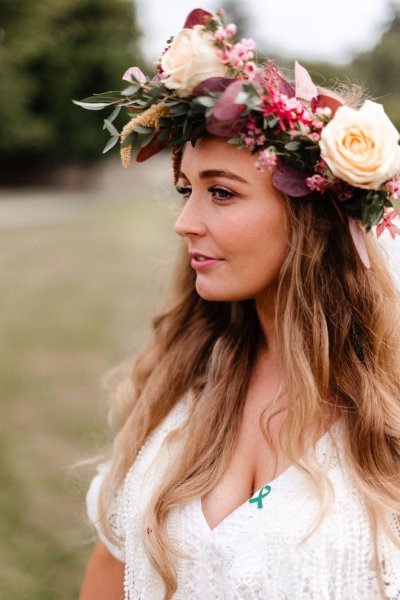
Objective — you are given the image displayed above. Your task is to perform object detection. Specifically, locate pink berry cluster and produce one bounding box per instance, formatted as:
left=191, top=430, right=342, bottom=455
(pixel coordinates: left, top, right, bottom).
left=213, top=23, right=257, bottom=78
left=240, top=114, right=267, bottom=149
left=306, top=161, right=353, bottom=202
left=385, top=175, right=400, bottom=200
left=255, top=148, right=279, bottom=172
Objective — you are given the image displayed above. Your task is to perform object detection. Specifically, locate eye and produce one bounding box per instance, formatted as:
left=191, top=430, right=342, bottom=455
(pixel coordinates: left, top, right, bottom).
left=176, top=185, right=192, bottom=200
left=208, top=185, right=235, bottom=202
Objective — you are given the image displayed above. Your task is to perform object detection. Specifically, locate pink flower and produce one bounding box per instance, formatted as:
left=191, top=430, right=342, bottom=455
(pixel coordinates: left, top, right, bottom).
left=261, top=87, right=312, bottom=131
left=240, top=115, right=268, bottom=149
left=311, top=119, right=324, bottom=130
left=244, top=60, right=257, bottom=80
left=255, top=148, right=279, bottom=171
left=309, top=132, right=321, bottom=142
left=305, top=174, right=329, bottom=193
left=215, top=28, right=228, bottom=42
left=226, top=23, right=237, bottom=37
left=315, top=158, right=329, bottom=175
left=216, top=45, right=233, bottom=64
left=385, top=175, right=400, bottom=196
left=376, top=208, right=400, bottom=239
left=239, top=38, right=256, bottom=51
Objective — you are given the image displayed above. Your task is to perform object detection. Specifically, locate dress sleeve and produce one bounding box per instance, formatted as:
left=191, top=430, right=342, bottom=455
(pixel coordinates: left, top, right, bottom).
left=86, top=462, right=126, bottom=562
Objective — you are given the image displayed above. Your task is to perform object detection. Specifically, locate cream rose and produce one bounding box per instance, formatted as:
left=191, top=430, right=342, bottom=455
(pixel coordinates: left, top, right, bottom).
left=161, top=25, right=229, bottom=97
left=319, top=100, right=400, bottom=189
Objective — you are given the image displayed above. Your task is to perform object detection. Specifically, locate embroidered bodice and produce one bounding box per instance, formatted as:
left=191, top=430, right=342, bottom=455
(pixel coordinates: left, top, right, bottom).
left=86, top=399, right=400, bottom=599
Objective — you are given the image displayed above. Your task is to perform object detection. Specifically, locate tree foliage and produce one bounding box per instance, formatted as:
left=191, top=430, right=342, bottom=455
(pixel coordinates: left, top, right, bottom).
left=0, top=0, right=144, bottom=169
left=351, top=5, right=400, bottom=128
left=299, top=5, right=400, bottom=130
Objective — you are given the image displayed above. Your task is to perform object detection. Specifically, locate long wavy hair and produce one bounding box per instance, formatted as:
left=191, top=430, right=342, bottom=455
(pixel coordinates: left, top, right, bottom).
left=96, top=99, right=400, bottom=596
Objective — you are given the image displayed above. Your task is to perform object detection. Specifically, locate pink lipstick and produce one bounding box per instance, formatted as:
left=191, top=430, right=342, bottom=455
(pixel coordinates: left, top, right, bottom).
left=190, top=253, right=222, bottom=270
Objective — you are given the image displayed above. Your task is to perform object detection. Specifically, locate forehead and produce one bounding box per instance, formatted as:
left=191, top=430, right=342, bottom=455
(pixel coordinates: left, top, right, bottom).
left=181, top=137, right=259, bottom=179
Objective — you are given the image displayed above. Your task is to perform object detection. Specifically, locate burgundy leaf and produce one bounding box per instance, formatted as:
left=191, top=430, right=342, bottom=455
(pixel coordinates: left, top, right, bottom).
left=205, top=115, right=242, bottom=138
left=183, top=9, right=213, bottom=28
left=213, top=80, right=247, bottom=121
left=192, top=77, right=233, bottom=96
left=311, top=94, right=343, bottom=116
left=136, top=132, right=166, bottom=162
left=276, top=73, right=295, bottom=98
left=259, top=61, right=295, bottom=98
left=272, top=166, right=312, bottom=198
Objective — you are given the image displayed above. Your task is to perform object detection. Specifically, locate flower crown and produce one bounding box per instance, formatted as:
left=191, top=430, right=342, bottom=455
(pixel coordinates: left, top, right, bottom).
left=74, top=8, right=400, bottom=268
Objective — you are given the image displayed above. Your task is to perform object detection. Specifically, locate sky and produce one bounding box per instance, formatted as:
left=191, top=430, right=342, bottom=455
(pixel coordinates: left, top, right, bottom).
left=136, top=0, right=398, bottom=65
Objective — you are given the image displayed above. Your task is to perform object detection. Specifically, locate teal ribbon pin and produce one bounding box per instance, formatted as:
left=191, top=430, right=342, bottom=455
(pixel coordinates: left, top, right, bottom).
left=248, top=484, right=271, bottom=509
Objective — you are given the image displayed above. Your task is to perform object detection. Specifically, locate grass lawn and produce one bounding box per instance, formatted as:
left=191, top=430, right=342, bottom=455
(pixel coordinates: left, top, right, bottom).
left=0, top=193, right=178, bottom=599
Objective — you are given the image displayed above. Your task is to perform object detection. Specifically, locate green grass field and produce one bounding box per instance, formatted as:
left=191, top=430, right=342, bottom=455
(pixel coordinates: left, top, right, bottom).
left=0, top=194, right=178, bottom=599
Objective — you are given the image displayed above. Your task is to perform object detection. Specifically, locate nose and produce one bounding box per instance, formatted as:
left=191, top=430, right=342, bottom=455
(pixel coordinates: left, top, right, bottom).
left=174, top=194, right=207, bottom=238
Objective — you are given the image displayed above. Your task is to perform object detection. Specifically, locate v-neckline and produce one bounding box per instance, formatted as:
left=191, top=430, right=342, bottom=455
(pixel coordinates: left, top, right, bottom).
left=196, top=426, right=335, bottom=534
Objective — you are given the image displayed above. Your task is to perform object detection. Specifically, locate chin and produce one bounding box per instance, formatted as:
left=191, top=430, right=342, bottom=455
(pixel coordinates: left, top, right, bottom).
left=195, top=281, right=252, bottom=303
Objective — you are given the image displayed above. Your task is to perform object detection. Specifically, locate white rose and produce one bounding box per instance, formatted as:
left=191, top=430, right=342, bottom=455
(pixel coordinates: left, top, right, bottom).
left=319, top=100, right=400, bottom=189
left=161, top=25, right=229, bottom=97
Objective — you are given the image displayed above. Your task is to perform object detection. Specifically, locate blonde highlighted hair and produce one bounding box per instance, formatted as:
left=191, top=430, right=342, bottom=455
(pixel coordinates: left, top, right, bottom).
left=96, top=86, right=400, bottom=599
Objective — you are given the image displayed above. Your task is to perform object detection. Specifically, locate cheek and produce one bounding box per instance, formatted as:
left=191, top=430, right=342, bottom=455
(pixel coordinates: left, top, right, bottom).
left=245, top=228, right=288, bottom=286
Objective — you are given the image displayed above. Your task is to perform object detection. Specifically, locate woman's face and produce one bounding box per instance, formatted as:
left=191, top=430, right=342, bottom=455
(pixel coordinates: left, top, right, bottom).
left=174, top=137, right=289, bottom=303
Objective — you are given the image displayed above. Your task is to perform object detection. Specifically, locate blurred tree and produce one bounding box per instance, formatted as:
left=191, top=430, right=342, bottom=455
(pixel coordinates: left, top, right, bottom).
left=299, top=3, right=400, bottom=128
left=216, top=0, right=251, bottom=39
left=351, top=3, right=400, bottom=127
left=0, top=0, right=144, bottom=176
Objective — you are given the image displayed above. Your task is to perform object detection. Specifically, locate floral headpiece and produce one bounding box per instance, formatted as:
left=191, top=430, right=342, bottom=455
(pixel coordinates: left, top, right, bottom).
left=74, top=8, right=400, bottom=268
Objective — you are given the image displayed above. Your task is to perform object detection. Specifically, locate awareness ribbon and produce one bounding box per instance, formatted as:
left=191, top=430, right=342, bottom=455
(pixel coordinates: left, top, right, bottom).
left=248, top=484, right=271, bottom=509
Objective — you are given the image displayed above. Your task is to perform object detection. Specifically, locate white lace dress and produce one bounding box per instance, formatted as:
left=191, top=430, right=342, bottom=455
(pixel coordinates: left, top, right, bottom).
left=86, top=399, right=400, bottom=599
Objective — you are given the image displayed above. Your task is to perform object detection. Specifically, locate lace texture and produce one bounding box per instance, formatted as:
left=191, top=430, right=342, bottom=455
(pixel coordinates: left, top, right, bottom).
left=86, top=400, right=400, bottom=599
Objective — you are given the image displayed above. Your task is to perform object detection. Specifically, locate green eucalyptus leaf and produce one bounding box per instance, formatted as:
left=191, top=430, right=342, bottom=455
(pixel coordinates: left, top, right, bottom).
left=235, top=92, right=249, bottom=104
left=107, top=105, right=122, bottom=123
left=267, top=117, right=279, bottom=128
left=131, top=133, right=146, bottom=153
left=182, top=116, right=192, bottom=138
left=195, top=96, right=215, bottom=108
left=140, top=132, right=156, bottom=148
left=72, top=99, right=112, bottom=110
left=132, top=124, right=154, bottom=134
left=148, top=86, right=165, bottom=99
left=384, top=197, right=394, bottom=207
left=121, top=84, right=140, bottom=96
left=157, top=129, right=170, bottom=144
left=284, top=141, right=301, bottom=151
left=169, top=103, right=189, bottom=116
left=157, top=117, right=173, bottom=127
left=103, top=119, right=119, bottom=136
left=121, top=133, right=135, bottom=148
left=242, top=83, right=258, bottom=95
left=102, top=136, right=119, bottom=153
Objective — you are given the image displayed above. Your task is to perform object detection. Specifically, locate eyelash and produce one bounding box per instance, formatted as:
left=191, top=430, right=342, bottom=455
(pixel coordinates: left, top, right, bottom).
left=176, top=185, right=235, bottom=202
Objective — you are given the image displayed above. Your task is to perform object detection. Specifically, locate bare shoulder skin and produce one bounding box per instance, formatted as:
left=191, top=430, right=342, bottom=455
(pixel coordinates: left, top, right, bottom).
left=79, top=541, right=124, bottom=600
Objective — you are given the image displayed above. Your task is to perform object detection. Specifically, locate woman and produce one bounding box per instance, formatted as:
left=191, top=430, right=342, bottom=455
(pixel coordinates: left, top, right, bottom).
left=77, top=8, right=400, bottom=600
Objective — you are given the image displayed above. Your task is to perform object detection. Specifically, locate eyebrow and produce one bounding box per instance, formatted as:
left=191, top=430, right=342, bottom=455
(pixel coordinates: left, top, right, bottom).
left=178, top=169, right=249, bottom=185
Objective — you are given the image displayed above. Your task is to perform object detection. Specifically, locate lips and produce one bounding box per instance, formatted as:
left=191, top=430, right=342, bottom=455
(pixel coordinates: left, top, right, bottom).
left=189, top=251, right=223, bottom=270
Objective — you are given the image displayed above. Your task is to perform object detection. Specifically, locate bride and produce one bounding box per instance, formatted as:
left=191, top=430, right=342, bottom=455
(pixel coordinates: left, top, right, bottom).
left=77, top=8, right=400, bottom=599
